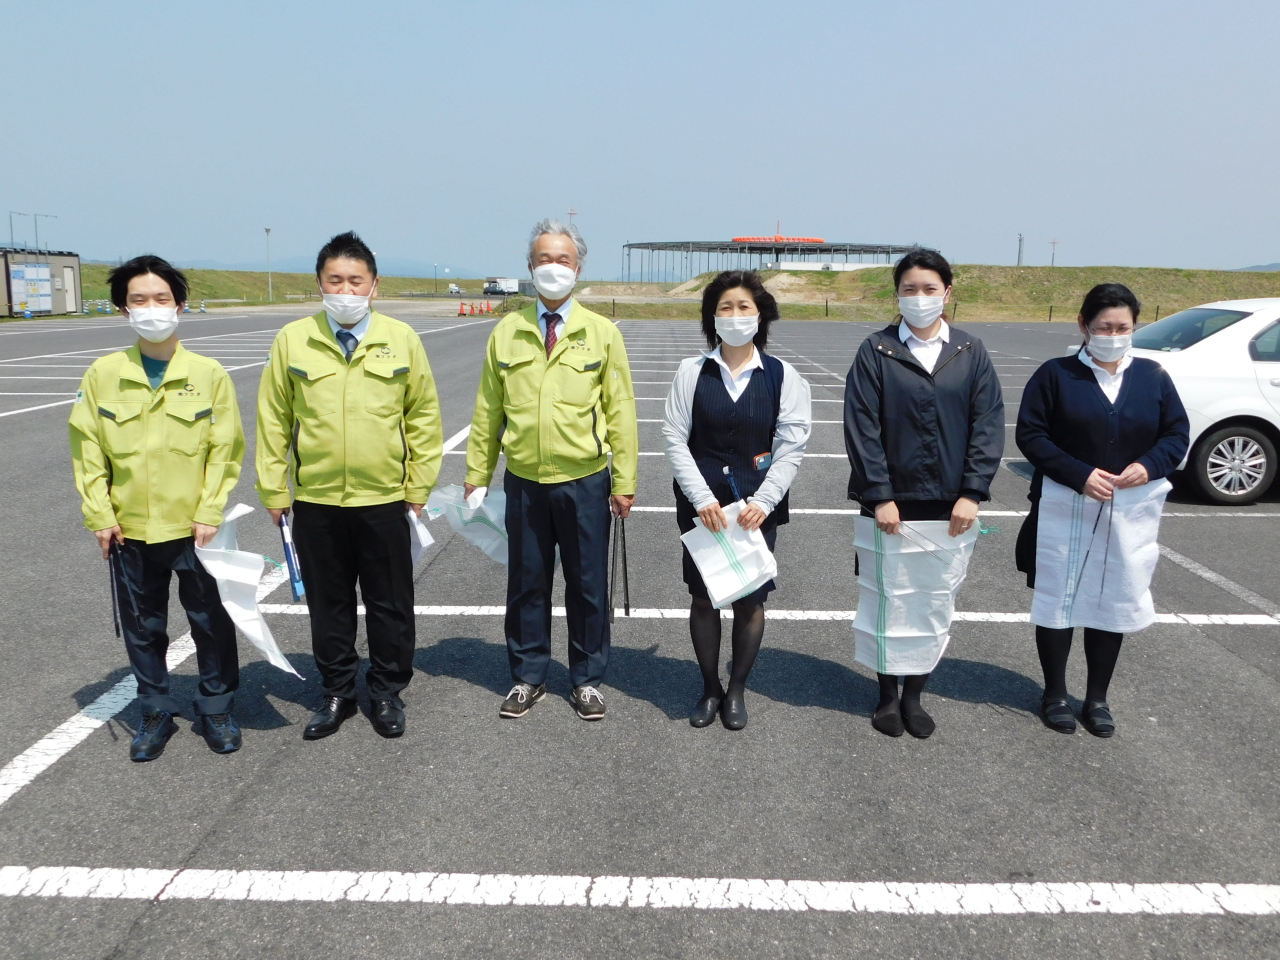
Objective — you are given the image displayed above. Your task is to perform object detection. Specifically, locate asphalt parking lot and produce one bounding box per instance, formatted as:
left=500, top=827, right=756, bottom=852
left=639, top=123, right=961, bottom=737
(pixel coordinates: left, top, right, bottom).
left=1, top=306, right=1278, bottom=959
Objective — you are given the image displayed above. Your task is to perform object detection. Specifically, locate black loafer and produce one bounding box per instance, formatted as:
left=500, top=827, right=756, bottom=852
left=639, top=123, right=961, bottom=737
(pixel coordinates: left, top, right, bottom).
left=304, top=696, right=357, bottom=740
left=371, top=699, right=405, bottom=738
left=871, top=700, right=905, bottom=737
left=690, top=692, right=722, bottom=728
left=1040, top=696, right=1077, bottom=734
left=200, top=713, right=242, bottom=753
left=720, top=692, right=747, bottom=730
left=901, top=700, right=935, bottom=739
left=130, top=710, right=177, bottom=762
left=1081, top=700, right=1115, bottom=738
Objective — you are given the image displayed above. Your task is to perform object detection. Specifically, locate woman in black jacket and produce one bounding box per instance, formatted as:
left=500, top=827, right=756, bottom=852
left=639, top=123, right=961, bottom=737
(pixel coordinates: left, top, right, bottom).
left=844, top=249, right=1005, bottom=738
left=1015, top=283, right=1189, bottom=737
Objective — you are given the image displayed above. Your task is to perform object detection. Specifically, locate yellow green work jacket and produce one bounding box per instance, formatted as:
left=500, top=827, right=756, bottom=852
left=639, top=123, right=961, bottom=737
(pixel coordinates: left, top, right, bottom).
left=68, top=343, right=245, bottom=543
left=466, top=302, right=637, bottom=494
left=256, top=311, right=443, bottom=509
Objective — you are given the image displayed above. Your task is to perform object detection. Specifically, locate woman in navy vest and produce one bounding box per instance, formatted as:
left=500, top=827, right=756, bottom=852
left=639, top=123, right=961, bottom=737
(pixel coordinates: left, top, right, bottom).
left=663, top=271, right=812, bottom=729
left=1016, top=283, right=1188, bottom=737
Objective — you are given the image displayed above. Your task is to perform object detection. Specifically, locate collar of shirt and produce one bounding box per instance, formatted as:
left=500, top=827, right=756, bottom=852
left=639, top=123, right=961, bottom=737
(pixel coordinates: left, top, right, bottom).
left=898, top=319, right=951, bottom=348
left=537, top=298, right=573, bottom=340
left=327, top=310, right=372, bottom=345
left=707, top=344, right=763, bottom=400
left=1079, top=347, right=1133, bottom=379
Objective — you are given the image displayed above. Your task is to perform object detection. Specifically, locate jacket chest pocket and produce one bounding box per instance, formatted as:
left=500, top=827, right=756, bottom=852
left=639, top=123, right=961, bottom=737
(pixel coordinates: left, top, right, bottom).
left=497, top=354, right=541, bottom=407
left=164, top=402, right=213, bottom=456
left=96, top=402, right=144, bottom=458
left=556, top=354, right=602, bottom=407
left=289, top=364, right=342, bottom=416
left=362, top=360, right=411, bottom=418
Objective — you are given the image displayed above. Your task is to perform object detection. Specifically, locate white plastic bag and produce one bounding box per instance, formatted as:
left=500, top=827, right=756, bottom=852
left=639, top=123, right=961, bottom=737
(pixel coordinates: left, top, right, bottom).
left=426, top=484, right=508, bottom=565
left=407, top=508, right=435, bottom=565
left=1031, top=475, right=1171, bottom=632
left=853, top=518, right=977, bottom=675
left=194, top=503, right=303, bottom=679
left=680, top=500, right=778, bottom=609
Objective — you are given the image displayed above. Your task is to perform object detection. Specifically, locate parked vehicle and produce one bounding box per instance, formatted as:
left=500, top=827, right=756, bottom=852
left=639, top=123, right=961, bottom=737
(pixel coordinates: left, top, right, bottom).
left=447, top=283, right=462, bottom=295
left=1122, top=298, right=1280, bottom=504
left=483, top=277, right=520, bottom=295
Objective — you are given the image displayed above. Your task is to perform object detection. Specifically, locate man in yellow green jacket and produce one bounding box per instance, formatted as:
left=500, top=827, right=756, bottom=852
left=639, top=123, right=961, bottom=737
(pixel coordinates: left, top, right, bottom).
left=466, top=219, right=637, bottom=721
left=257, top=231, right=443, bottom=740
left=69, top=256, right=245, bottom=761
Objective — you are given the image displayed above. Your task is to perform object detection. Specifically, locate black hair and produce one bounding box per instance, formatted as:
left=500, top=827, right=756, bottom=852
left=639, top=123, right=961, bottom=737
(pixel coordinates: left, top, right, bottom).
left=315, top=230, right=377, bottom=278
left=892, top=247, right=952, bottom=290
left=107, top=255, right=189, bottom=308
left=1079, top=283, right=1141, bottom=327
left=700, top=270, right=779, bottom=351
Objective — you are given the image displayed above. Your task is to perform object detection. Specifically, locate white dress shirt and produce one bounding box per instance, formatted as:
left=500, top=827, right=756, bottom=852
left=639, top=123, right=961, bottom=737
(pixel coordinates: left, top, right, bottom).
left=1079, top=346, right=1132, bottom=404
left=898, top=319, right=950, bottom=373
left=327, top=309, right=371, bottom=346
left=707, top=344, right=764, bottom=402
left=537, top=298, right=572, bottom=345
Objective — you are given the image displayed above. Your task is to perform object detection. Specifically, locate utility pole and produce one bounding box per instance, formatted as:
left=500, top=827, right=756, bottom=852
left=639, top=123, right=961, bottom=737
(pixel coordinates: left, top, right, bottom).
left=567, top=206, right=578, bottom=225
left=33, top=213, right=56, bottom=252
left=265, top=228, right=272, bottom=302
left=8, top=212, right=29, bottom=249
left=1051, top=238, right=1058, bottom=267
left=1016, top=233, right=1024, bottom=267
left=434, top=263, right=438, bottom=294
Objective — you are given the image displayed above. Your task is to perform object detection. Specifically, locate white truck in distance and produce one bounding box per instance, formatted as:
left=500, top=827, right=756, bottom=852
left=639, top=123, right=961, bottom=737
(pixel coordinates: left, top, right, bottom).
left=483, top=277, right=520, bottom=295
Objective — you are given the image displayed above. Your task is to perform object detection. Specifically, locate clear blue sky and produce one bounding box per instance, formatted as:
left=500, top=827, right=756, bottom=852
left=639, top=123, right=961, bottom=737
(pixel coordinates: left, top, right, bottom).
left=4, top=0, right=1277, bottom=276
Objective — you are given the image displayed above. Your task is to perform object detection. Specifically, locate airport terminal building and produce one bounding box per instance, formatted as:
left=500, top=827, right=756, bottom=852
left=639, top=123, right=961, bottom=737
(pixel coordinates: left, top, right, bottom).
left=3, top=248, right=81, bottom=317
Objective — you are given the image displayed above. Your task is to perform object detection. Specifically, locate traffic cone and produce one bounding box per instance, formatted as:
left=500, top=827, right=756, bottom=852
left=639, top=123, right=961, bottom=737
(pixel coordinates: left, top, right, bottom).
left=486, top=300, right=492, bottom=313
left=469, top=303, right=475, bottom=315
left=458, top=301, right=465, bottom=316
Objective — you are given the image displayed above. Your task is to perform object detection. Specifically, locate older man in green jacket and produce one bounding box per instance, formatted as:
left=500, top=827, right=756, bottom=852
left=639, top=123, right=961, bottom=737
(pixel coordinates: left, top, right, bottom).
left=466, top=219, right=637, bottom=721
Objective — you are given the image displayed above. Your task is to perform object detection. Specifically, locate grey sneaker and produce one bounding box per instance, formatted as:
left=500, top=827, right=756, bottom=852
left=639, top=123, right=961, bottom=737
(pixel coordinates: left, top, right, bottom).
left=500, top=683, right=546, bottom=718
left=570, top=685, right=606, bottom=721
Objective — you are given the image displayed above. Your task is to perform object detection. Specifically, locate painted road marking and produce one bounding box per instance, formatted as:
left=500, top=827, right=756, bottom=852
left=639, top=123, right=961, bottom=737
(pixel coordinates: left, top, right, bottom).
left=1, top=865, right=1276, bottom=915
left=1159, top=544, right=1280, bottom=618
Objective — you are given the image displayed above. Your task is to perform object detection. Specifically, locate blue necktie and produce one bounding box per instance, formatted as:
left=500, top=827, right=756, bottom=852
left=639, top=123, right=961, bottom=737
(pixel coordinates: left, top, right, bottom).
left=335, top=330, right=357, bottom=360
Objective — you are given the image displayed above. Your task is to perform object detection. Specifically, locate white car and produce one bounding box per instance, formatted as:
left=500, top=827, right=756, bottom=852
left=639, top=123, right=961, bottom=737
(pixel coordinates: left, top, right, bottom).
left=1125, top=298, right=1280, bottom=504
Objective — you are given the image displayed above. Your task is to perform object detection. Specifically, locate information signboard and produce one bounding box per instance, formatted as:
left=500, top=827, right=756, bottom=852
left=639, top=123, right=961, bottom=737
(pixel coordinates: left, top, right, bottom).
left=8, top=263, right=52, bottom=312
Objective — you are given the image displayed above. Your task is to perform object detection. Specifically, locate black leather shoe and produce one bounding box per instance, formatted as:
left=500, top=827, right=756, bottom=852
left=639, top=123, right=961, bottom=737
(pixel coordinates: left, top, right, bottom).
left=200, top=713, right=242, bottom=753
left=303, top=697, right=357, bottom=740
left=1081, top=700, right=1115, bottom=738
left=720, top=691, right=747, bottom=730
left=901, top=699, right=935, bottom=739
left=1040, top=696, right=1077, bottom=733
left=690, top=692, right=723, bottom=728
left=130, top=710, right=176, bottom=762
left=871, top=700, right=905, bottom=737
left=371, top=699, right=405, bottom=738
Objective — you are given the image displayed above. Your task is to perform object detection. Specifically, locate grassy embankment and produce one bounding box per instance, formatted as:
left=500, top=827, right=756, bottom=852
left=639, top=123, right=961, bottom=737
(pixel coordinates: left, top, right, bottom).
left=578, top=265, right=1280, bottom=322
left=77, top=264, right=487, bottom=305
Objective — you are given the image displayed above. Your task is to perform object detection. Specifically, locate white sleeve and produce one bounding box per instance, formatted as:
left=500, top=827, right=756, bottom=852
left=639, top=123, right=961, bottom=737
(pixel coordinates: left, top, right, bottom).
left=747, top=360, right=812, bottom=514
left=662, top=357, right=718, bottom=511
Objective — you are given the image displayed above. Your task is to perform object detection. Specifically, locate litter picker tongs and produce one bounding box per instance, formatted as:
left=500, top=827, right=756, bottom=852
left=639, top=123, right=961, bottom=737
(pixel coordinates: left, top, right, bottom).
left=897, top=525, right=960, bottom=570
left=1069, top=496, right=1115, bottom=607
left=609, top=511, right=630, bottom=622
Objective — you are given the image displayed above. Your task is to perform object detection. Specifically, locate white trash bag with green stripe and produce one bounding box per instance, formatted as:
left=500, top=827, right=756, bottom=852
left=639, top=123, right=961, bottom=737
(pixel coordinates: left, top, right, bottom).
left=426, top=484, right=508, bottom=565
left=681, top=500, right=778, bottom=609
left=853, top=517, right=978, bottom=676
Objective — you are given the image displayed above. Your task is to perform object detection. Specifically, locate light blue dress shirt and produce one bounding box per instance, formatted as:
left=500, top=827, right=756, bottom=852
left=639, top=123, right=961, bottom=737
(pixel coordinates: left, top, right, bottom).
left=327, top=309, right=372, bottom=346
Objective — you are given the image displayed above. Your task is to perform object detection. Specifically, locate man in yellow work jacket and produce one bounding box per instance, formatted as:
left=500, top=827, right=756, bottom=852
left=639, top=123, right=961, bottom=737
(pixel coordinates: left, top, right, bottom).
left=257, top=231, right=443, bottom=741
left=69, top=255, right=245, bottom=762
left=466, top=219, right=637, bottom=721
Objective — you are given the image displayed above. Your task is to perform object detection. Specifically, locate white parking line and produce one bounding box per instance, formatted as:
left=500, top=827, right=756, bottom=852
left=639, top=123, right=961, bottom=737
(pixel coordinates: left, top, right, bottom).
left=1158, top=545, right=1280, bottom=617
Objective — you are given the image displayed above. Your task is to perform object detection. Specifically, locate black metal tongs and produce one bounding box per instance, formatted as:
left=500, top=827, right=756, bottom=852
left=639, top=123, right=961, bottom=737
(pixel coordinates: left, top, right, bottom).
left=609, top=512, right=630, bottom=622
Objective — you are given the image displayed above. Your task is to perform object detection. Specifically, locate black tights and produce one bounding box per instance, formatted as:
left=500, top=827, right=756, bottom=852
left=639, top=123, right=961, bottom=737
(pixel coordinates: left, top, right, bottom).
left=875, top=672, right=929, bottom=709
left=689, top=596, right=765, bottom=697
left=1035, top=625, right=1124, bottom=702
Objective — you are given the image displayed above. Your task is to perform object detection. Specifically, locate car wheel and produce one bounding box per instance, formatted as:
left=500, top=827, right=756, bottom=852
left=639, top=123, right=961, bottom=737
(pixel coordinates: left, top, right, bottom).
left=1191, top=425, right=1277, bottom=505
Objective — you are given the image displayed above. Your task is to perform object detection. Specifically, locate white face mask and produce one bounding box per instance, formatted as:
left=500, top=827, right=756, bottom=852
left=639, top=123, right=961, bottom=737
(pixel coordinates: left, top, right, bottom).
left=323, top=293, right=371, bottom=326
left=127, top=305, right=180, bottom=343
left=899, top=295, right=948, bottom=331
left=531, top=263, right=577, bottom=301
left=1086, top=333, right=1132, bottom=363
left=715, top=314, right=759, bottom=347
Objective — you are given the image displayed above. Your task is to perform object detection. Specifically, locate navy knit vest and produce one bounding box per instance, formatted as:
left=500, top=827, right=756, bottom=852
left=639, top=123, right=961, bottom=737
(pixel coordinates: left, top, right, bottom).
left=674, top=353, right=790, bottom=525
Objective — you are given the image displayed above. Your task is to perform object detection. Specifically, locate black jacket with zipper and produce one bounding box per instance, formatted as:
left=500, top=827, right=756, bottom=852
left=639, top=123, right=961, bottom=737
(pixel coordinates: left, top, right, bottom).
left=843, top=323, right=1005, bottom=505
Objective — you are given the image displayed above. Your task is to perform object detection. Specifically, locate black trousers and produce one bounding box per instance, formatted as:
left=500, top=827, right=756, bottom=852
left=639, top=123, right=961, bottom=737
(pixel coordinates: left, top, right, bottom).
left=504, top=468, right=611, bottom=688
left=291, top=500, right=415, bottom=701
left=115, top=537, right=238, bottom=716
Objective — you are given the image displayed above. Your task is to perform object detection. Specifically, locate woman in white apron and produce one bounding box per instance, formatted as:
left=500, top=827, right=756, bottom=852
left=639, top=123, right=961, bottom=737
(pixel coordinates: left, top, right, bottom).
left=1015, top=284, right=1189, bottom=737
left=844, top=249, right=1005, bottom=738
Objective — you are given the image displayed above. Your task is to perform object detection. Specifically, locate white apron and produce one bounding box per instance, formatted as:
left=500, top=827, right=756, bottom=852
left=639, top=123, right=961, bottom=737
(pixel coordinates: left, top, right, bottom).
left=1031, top=476, right=1172, bottom=633
left=853, top=518, right=978, bottom=675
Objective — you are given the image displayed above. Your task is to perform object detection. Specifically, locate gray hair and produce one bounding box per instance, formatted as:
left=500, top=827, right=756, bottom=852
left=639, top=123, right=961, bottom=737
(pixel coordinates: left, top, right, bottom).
left=527, top=218, right=587, bottom=267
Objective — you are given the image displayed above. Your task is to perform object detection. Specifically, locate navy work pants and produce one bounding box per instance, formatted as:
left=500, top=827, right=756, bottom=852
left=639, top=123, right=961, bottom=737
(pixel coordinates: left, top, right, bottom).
left=291, top=500, right=415, bottom=701
left=504, top=468, right=612, bottom=688
left=114, top=537, right=239, bottom=716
